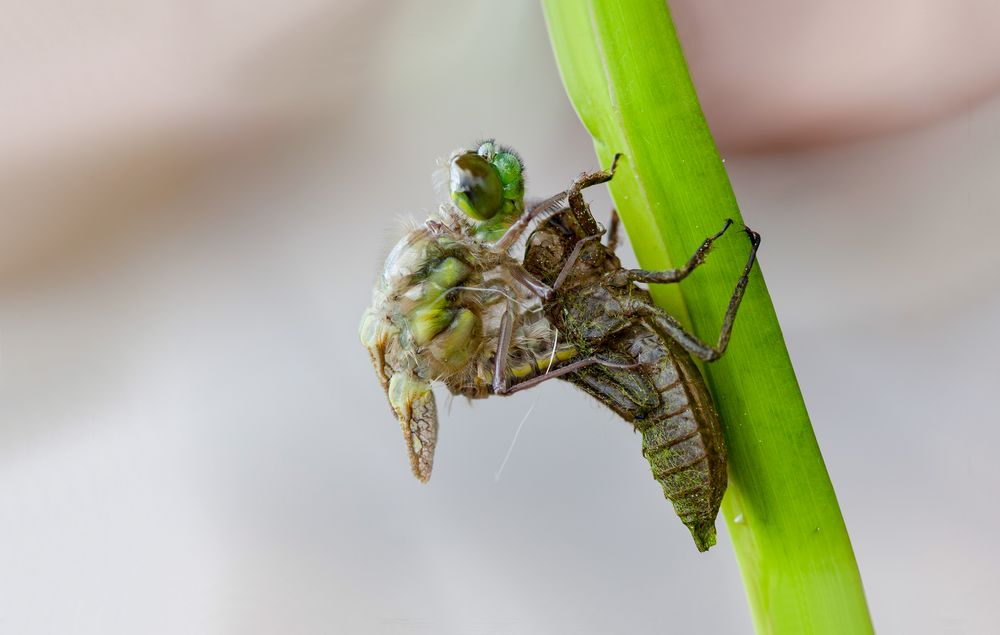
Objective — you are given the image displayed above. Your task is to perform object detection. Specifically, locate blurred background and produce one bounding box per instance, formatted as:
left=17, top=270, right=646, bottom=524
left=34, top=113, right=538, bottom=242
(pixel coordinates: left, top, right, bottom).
left=2, top=1, right=999, bottom=633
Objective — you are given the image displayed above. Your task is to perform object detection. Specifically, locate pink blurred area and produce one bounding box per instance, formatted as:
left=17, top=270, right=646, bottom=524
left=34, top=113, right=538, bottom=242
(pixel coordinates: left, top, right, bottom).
left=2, top=2, right=999, bottom=634
left=5, top=0, right=1000, bottom=283
left=674, top=0, right=1000, bottom=150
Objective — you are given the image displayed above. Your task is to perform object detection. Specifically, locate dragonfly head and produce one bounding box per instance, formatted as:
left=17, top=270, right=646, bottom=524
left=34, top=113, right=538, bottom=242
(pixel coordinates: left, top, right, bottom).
left=449, top=140, right=524, bottom=240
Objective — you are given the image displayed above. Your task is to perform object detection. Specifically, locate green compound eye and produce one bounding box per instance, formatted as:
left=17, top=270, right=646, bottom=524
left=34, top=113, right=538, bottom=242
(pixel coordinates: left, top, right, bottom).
left=450, top=152, right=504, bottom=221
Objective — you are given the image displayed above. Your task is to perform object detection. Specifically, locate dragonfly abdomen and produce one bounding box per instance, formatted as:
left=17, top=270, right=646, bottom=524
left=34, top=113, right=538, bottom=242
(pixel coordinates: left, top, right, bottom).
left=625, top=325, right=727, bottom=552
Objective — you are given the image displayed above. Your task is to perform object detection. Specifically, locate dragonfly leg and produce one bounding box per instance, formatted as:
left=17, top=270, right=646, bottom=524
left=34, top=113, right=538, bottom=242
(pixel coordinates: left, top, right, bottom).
left=606, top=210, right=620, bottom=254
left=508, top=261, right=555, bottom=300
left=626, top=219, right=738, bottom=284
left=495, top=154, right=622, bottom=251
left=492, top=303, right=639, bottom=396
left=491, top=306, right=516, bottom=394
left=625, top=227, right=761, bottom=362
left=567, top=154, right=621, bottom=236
left=493, top=192, right=571, bottom=251
left=499, top=354, right=639, bottom=395
left=552, top=234, right=601, bottom=290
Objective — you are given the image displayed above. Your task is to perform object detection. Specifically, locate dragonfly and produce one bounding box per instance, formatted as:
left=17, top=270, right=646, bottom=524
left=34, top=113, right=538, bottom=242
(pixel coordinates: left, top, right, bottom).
left=359, top=141, right=628, bottom=482
left=361, top=141, right=759, bottom=550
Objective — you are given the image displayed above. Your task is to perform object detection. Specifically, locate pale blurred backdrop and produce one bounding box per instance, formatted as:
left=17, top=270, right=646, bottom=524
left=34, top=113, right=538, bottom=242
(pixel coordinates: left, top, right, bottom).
left=2, top=1, right=1000, bottom=633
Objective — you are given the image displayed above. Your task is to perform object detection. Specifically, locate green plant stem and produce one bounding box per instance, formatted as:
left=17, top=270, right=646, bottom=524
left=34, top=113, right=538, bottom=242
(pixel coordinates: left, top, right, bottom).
left=541, top=1, right=873, bottom=633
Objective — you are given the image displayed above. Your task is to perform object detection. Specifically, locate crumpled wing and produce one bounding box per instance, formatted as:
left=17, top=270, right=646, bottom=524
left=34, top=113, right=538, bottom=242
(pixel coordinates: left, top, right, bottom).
left=388, top=372, right=438, bottom=482
left=360, top=307, right=439, bottom=482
